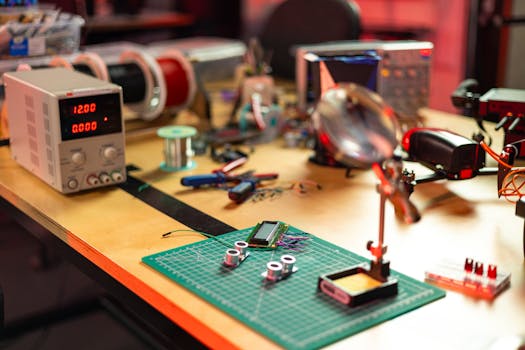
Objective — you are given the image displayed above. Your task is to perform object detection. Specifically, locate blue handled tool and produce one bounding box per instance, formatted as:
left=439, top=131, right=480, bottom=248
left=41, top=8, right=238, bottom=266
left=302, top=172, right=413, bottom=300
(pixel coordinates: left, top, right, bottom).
left=228, top=173, right=279, bottom=203
left=181, top=171, right=278, bottom=203
left=180, top=173, right=228, bottom=187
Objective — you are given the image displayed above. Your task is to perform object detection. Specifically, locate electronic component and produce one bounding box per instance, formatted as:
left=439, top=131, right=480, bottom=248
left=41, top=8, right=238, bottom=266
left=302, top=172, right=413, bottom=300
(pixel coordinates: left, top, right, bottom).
left=451, top=80, right=525, bottom=158
left=261, top=254, right=298, bottom=282
left=223, top=241, right=250, bottom=268
left=318, top=263, right=398, bottom=307
left=246, top=220, right=288, bottom=248
left=402, top=127, right=485, bottom=180
left=424, top=258, right=510, bottom=299
left=479, top=88, right=525, bottom=156
left=4, top=67, right=126, bottom=193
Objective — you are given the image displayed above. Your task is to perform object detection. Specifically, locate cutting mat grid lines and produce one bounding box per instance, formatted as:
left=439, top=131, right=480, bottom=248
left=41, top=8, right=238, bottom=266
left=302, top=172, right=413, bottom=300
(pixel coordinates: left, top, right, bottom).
left=143, top=227, right=445, bottom=350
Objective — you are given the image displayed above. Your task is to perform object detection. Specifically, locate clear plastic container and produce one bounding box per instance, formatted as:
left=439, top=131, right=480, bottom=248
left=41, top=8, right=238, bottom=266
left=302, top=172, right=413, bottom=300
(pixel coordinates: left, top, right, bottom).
left=0, top=9, right=84, bottom=58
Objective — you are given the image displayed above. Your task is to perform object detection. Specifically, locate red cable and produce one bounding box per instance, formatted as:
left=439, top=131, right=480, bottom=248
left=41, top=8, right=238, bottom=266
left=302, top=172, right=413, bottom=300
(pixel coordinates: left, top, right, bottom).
left=156, top=57, right=190, bottom=109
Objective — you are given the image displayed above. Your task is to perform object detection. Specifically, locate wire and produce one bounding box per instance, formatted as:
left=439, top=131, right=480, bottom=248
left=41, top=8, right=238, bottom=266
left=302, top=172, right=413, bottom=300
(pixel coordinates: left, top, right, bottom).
left=276, top=233, right=311, bottom=251
left=250, top=179, right=322, bottom=202
left=162, top=229, right=231, bottom=248
left=479, top=141, right=525, bottom=201
left=479, top=141, right=513, bottom=169
left=499, top=168, right=525, bottom=202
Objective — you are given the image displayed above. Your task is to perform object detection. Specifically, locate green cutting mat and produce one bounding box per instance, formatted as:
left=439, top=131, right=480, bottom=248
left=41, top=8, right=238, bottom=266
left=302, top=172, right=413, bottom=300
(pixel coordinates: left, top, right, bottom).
left=142, top=226, right=445, bottom=350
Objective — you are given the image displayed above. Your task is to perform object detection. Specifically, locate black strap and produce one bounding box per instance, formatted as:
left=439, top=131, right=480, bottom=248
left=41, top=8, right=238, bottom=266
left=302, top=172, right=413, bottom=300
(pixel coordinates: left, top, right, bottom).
left=119, top=170, right=235, bottom=236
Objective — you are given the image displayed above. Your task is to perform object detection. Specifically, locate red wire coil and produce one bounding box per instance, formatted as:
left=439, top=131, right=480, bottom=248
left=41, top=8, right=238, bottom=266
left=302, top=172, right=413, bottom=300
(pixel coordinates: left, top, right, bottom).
left=156, top=56, right=190, bottom=109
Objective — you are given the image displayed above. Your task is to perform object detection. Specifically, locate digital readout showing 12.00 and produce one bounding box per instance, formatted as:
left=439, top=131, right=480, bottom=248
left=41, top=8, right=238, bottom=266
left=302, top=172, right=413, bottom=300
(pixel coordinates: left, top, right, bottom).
left=59, top=92, right=122, bottom=141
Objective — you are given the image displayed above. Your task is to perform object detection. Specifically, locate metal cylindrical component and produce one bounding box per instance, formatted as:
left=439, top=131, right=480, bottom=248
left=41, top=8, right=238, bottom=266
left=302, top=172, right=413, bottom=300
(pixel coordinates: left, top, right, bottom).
left=280, top=254, right=296, bottom=275
left=224, top=249, right=240, bottom=267
left=164, top=137, right=190, bottom=168
left=157, top=126, right=197, bottom=171
left=266, top=261, right=283, bottom=281
left=234, top=241, right=248, bottom=258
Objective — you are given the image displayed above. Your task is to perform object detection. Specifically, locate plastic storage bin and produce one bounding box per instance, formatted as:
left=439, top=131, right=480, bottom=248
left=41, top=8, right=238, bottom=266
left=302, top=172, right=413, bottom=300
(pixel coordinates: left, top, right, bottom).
left=0, top=9, right=84, bottom=58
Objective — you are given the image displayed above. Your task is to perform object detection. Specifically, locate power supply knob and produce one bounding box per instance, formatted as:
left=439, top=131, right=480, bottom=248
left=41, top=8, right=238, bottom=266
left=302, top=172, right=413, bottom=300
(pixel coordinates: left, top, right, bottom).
left=103, top=146, right=118, bottom=160
left=67, top=178, right=79, bottom=189
left=71, top=152, right=86, bottom=165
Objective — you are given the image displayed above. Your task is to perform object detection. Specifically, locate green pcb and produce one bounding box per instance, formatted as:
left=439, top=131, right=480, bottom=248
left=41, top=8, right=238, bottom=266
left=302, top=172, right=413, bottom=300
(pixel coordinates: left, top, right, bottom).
left=142, top=226, right=445, bottom=350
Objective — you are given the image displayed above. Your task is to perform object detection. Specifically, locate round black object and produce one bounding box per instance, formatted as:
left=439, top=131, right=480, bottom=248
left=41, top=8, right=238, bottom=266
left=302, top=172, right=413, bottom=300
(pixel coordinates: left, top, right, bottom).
left=259, top=0, right=361, bottom=79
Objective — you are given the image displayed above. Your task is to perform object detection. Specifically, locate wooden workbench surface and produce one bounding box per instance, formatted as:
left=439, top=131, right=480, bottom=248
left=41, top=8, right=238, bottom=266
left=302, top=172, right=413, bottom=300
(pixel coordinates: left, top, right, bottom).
left=0, top=108, right=523, bottom=349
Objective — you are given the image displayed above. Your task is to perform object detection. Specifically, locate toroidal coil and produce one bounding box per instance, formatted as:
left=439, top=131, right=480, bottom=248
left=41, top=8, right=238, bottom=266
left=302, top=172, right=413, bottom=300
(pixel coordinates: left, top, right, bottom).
left=157, top=125, right=197, bottom=172
left=155, top=49, right=196, bottom=112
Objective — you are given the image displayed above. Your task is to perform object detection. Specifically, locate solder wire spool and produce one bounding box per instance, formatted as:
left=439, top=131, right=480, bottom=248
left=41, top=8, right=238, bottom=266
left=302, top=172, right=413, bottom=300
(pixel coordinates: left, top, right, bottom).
left=157, top=125, right=197, bottom=172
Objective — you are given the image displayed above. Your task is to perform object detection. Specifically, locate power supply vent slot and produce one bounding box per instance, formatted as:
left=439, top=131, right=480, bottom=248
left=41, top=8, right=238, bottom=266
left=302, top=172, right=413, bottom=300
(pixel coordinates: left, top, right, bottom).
left=26, top=110, right=35, bottom=123
left=25, top=95, right=34, bottom=109
left=27, top=124, right=37, bottom=138
left=28, top=138, right=37, bottom=152
left=30, top=152, right=39, bottom=167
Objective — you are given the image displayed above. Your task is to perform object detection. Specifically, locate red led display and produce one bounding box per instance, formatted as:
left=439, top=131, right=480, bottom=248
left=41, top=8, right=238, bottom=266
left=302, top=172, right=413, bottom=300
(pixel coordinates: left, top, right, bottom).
left=72, top=103, right=97, bottom=115
left=59, top=93, right=122, bottom=141
left=72, top=121, right=98, bottom=134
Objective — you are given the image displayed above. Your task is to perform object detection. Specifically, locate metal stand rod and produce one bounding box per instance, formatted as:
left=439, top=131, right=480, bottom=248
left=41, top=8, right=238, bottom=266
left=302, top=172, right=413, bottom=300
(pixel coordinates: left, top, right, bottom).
left=377, top=191, right=386, bottom=261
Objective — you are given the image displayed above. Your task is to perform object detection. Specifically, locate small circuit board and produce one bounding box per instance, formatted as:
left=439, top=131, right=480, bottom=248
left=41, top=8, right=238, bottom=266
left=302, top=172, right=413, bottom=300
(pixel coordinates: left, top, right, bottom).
left=424, top=258, right=511, bottom=299
left=246, top=220, right=289, bottom=248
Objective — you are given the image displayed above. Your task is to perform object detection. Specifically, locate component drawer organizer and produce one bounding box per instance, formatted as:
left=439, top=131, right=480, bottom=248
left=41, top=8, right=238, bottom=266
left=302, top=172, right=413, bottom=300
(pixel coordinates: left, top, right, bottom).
left=143, top=225, right=445, bottom=350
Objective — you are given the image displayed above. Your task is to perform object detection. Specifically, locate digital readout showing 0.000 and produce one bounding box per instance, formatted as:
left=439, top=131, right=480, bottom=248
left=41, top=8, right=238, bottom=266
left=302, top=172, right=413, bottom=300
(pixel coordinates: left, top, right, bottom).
left=59, top=92, right=122, bottom=141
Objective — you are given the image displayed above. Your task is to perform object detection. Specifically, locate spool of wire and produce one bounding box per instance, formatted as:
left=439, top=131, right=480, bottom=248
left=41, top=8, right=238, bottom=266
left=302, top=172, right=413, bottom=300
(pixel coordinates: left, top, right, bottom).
left=157, top=125, right=197, bottom=172
left=156, top=49, right=196, bottom=112
left=117, top=49, right=167, bottom=121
